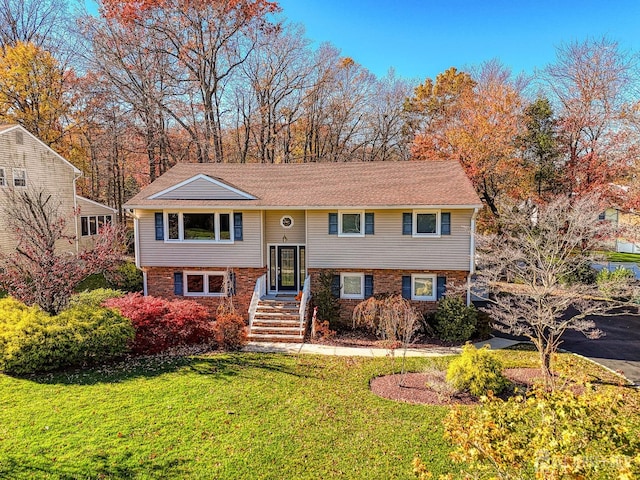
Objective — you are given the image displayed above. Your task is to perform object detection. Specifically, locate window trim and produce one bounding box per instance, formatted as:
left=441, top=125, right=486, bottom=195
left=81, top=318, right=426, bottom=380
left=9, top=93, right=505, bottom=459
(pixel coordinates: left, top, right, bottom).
left=164, top=211, right=234, bottom=243
left=340, top=272, right=365, bottom=299
left=411, top=273, right=437, bottom=301
left=183, top=271, right=227, bottom=297
left=280, top=215, right=294, bottom=229
left=338, top=210, right=365, bottom=237
left=13, top=168, right=26, bottom=188
left=413, top=210, right=440, bottom=237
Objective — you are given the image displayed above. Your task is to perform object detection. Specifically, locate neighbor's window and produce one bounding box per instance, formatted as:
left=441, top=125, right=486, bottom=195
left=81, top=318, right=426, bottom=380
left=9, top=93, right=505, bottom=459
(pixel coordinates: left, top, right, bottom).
left=81, top=215, right=113, bottom=236
left=412, top=274, right=436, bottom=301
left=0, top=168, right=5, bottom=187
left=414, top=210, right=439, bottom=236
left=340, top=272, right=364, bottom=299
left=184, top=271, right=226, bottom=296
left=13, top=168, right=26, bottom=187
left=339, top=211, right=364, bottom=236
left=165, top=212, right=234, bottom=242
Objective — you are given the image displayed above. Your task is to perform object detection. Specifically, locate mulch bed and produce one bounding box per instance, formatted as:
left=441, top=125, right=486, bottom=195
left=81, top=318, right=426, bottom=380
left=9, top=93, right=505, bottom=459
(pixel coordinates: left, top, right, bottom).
left=370, top=368, right=545, bottom=405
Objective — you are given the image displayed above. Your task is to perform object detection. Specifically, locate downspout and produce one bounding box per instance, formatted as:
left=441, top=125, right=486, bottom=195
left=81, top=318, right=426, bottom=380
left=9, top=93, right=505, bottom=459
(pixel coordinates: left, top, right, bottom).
left=129, top=209, right=141, bottom=269
left=73, top=174, right=81, bottom=254
left=467, top=207, right=479, bottom=306
left=129, top=209, right=147, bottom=296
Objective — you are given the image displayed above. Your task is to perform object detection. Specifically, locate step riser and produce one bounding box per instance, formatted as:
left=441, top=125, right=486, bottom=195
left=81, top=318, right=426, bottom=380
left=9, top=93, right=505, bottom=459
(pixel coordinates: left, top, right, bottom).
left=250, top=298, right=306, bottom=343
left=249, top=335, right=304, bottom=343
left=253, top=324, right=301, bottom=329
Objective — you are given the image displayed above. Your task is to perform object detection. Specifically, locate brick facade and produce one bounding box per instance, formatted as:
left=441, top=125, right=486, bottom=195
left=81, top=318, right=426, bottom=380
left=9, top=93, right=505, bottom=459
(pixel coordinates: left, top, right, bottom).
left=144, top=266, right=267, bottom=321
left=308, top=268, right=469, bottom=326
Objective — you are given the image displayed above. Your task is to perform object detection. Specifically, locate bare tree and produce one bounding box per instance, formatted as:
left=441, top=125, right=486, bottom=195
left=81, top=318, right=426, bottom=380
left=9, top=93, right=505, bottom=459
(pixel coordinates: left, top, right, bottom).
left=0, top=0, right=67, bottom=48
left=475, top=195, right=637, bottom=387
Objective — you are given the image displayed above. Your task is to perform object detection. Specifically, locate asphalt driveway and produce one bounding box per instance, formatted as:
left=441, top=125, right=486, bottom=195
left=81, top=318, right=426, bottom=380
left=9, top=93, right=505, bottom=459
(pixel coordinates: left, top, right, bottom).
left=560, top=313, right=640, bottom=386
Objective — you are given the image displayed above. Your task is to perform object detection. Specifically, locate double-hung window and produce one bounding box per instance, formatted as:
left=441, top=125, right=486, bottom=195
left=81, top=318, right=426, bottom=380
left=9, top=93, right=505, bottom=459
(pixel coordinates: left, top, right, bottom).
left=166, top=212, right=233, bottom=242
left=339, top=211, right=364, bottom=237
left=411, top=274, right=436, bottom=301
left=184, top=271, right=226, bottom=296
left=0, top=168, right=5, bottom=187
left=13, top=168, right=26, bottom=187
left=340, top=272, right=364, bottom=299
left=414, top=210, right=440, bottom=236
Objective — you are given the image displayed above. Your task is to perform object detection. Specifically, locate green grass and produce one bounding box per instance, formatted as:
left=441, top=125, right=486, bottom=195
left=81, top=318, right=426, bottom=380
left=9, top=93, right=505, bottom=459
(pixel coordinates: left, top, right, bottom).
left=0, top=353, right=455, bottom=479
left=603, top=251, right=640, bottom=264
left=0, top=351, right=636, bottom=479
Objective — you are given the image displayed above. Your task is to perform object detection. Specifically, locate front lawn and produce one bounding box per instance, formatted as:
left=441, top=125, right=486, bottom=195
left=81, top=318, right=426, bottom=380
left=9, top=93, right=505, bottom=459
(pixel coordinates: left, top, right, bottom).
left=0, top=351, right=637, bottom=479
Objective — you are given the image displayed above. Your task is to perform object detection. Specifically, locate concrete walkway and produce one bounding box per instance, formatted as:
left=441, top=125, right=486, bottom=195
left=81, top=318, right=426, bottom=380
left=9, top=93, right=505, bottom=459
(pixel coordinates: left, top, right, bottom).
left=242, top=336, right=522, bottom=357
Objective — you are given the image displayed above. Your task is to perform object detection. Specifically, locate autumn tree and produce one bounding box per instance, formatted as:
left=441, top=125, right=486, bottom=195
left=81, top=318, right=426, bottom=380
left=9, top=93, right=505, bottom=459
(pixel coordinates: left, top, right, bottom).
left=0, top=41, right=69, bottom=146
left=365, top=69, right=411, bottom=161
left=81, top=16, right=177, bottom=181
left=235, top=22, right=314, bottom=163
left=406, top=62, right=528, bottom=217
left=0, top=188, right=127, bottom=314
left=541, top=37, right=640, bottom=201
left=475, top=195, right=636, bottom=387
left=100, top=0, right=280, bottom=163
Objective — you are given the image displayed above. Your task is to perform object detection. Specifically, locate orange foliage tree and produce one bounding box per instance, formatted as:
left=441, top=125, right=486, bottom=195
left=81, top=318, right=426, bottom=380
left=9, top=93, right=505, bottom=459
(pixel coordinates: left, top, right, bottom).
left=405, top=62, right=527, bottom=218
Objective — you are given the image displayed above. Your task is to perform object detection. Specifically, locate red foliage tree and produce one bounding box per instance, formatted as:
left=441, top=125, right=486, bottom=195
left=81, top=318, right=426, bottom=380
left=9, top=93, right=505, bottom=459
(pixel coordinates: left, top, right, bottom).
left=104, top=293, right=214, bottom=353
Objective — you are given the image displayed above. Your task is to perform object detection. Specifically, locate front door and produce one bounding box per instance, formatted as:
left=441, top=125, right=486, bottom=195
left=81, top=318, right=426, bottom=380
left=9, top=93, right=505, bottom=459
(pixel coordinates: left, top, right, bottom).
left=277, top=246, right=298, bottom=291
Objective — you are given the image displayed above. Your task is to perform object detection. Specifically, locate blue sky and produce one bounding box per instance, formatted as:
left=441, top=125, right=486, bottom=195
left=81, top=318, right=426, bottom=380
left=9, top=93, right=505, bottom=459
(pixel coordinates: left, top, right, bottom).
left=276, top=0, right=640, bottom=81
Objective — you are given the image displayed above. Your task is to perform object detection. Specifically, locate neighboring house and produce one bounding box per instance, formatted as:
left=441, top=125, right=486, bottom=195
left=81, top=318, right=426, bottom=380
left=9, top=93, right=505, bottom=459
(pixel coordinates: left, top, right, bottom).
left=76, top=195, right=118, bottom=250
left=125, top=161, right=482, bottom=341
left=599, top=207, right=640, bottom=253
left=0, top=124, right=115, bottom=256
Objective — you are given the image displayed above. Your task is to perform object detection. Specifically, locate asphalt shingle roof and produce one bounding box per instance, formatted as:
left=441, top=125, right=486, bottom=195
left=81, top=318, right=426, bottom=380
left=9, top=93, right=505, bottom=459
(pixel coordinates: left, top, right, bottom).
left=125, top=160, right=482, bottom=209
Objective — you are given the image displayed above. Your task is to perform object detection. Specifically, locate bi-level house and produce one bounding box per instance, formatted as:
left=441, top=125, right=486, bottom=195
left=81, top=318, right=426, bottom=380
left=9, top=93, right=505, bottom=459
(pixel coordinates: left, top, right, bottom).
left=0, top=124, right=116, bottom=255
left=126, top=161, right=482, bottom=342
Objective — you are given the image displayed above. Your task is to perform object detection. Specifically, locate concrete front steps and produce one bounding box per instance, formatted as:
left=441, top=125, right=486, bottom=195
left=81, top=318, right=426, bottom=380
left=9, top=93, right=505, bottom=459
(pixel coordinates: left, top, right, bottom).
left=249, top=297, right=305, bottom=343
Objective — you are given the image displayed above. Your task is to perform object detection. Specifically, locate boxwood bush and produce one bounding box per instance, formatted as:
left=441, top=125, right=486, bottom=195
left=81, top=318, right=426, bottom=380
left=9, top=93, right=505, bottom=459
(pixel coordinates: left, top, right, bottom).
left=434, top=296, right=478, bottom=342
left=0, top=297, right=134, bottom=374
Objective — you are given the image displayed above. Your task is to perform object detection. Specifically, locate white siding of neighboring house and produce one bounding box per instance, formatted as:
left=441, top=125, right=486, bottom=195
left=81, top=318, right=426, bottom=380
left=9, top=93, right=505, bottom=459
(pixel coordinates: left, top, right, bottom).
left=306, top=209, right=474, bottom=271
left=76, top=196, right=118, bottom=251
left=0, top=127, right=79, bottom=256
left=136, top=209, right=263, bottom=268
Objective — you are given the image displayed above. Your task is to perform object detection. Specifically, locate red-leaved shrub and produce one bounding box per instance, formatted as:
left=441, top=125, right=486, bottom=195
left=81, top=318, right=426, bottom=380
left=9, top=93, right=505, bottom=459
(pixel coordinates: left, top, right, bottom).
left=213, top=313, right=248, bottom=351
left=104, top=293, right=214, bottom=353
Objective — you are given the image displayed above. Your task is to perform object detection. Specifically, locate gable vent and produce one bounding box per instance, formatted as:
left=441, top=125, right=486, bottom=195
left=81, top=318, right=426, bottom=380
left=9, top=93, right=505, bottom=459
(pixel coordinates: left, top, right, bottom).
left=15, top=130, right=23, bottom=145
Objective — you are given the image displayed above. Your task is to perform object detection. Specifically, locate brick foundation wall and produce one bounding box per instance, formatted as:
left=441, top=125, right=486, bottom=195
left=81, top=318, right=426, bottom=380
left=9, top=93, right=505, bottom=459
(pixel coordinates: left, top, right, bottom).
left=144, top=266, right=267, bottom=321
left=308, top=268, right=469, bottom=327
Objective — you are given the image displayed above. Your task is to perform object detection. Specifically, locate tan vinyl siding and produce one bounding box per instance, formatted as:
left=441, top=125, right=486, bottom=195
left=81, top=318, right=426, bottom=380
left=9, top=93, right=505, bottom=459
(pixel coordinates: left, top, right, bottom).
left=76, top=197, right=117, bottom=251
left=155, top=177, right=250, bottom=200
left=0, top=128, right=78, bottom=256
left=306, top=209, right=473, bottom=271
left=264, top=210, right=305, bottom=245
left=137, top=209, right=263, bottom=267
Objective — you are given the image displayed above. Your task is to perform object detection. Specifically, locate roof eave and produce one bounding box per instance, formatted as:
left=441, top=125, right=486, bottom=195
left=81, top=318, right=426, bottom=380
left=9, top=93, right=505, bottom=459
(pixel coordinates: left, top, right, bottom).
left=124, top=203, right=484, bottom=210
